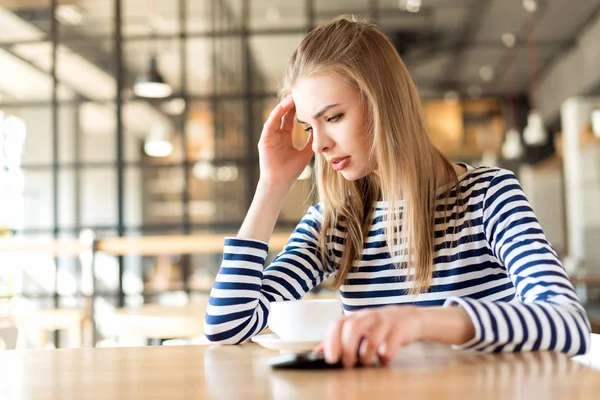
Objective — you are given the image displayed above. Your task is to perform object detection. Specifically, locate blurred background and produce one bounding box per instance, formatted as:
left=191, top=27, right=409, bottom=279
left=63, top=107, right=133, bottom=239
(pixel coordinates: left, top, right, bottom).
left=0, top=0, right=599, bottom=349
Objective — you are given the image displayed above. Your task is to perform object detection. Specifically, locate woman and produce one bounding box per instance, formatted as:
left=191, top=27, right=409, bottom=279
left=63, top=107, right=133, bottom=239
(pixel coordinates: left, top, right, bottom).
left=204, top=16, right=590, bottom=367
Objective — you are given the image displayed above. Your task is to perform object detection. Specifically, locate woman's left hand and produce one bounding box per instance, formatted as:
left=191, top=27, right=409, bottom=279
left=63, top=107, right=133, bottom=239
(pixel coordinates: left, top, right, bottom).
left=321, top=305, right=423, bottom=368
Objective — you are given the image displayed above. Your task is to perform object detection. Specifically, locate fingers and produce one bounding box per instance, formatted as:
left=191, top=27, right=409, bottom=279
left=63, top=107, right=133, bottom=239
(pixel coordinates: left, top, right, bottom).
left=358, top=321, right=388, bottom=366
left=312, top=343, right=324, bottom=353
left=377, top=327, right=408, bottom=365
left=323, top=318, right=344, bottom=365
left=280, top=106, right=296, bottom=133
left=322, top=309, right=405, bottom=368
left=340, top=316, right=374, bottom=368
left=263, top=96, right=294, bottom=133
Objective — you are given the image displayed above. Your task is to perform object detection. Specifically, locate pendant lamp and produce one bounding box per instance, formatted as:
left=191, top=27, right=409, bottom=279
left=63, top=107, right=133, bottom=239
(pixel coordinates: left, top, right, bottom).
left=522, top=2, right=547, bottom=146
left=133, top=56, right=172, bottom=98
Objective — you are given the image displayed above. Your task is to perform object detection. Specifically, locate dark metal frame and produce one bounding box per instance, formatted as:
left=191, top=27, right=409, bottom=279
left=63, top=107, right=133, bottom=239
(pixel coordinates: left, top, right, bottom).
left=2, top=0, right=326, bottom=348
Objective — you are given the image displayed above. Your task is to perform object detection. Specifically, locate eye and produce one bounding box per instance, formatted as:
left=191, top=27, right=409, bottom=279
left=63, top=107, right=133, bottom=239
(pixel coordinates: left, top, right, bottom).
left=303, top=126, right=313, bottom=133
left=327, top=114, right=342, bottom=123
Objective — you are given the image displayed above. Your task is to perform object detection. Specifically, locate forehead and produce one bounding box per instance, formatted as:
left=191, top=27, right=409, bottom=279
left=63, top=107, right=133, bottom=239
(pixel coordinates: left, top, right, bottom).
left=292, top=73, right=357, bottom=115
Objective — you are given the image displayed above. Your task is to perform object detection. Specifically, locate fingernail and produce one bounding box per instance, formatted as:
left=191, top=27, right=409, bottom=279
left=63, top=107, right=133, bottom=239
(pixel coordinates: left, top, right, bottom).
left=377, top=344, right=387, bottom=357
left=359, top=343, right=367, bottom=357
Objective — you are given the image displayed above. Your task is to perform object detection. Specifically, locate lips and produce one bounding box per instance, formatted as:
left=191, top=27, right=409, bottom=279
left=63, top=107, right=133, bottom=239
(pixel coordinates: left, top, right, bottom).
left=330, top=156, right=350, bottom=171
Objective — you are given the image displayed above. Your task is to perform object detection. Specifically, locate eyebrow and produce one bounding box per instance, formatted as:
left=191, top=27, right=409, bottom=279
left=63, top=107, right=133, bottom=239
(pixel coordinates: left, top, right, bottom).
left=296, top=103, right=341, bottom=125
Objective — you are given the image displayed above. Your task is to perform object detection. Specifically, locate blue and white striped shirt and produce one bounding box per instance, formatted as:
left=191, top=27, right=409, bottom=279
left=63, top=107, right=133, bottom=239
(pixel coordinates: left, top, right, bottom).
left=205, top=165, right=591, bottom=356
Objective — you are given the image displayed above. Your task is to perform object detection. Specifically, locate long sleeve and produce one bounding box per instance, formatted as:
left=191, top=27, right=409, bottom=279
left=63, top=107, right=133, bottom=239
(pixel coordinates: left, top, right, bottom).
left=444, top=169, right=591, bottom=356
left=204, top=205, right=332, bottom=344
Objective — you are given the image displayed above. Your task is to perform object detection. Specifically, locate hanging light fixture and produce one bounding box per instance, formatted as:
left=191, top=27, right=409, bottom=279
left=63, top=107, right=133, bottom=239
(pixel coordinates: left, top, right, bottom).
left=133, top=56, right=172, bottom=98
left=133, top=0, right=172, bottom=99
left=522, top=2, right=547, bottom=146
left=502, top=129, right=524, bottom=160
left=501, top=30, right=524, bottom=160
left=591, top=109, right=600, bottom=138
left=144, top=124, right=173, bottom=157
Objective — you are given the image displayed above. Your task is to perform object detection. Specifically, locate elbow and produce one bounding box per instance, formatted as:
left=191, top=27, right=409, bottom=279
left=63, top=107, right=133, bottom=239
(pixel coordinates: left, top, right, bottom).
left=203, top=321, right=245, bottom=345
left=565, top=313, right=592, bottom=357
left=574, top=321, right=592, bottom=357
left=203, top=316, right=258, bottom=345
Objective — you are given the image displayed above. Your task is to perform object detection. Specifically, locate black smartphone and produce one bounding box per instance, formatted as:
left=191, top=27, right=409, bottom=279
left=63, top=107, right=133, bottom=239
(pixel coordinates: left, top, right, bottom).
left=268, top=352, right=343, bottom=369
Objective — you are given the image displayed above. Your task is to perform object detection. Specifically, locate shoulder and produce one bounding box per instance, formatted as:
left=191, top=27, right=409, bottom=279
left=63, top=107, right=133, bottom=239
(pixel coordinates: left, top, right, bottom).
left=296, top=203, right=326, bottom=232
left=459, top=165, right=518, bottom=193
left=464, top=167, right=528, bottom=214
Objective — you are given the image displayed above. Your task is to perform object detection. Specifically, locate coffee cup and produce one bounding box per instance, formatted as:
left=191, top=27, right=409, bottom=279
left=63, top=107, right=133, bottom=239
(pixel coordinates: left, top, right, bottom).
left=268, top=299, right=343, bottom=342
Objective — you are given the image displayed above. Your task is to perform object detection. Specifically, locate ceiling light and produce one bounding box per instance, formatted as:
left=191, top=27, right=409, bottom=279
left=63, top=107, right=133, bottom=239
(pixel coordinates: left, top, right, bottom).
left=443, top=90, right=460, bottom=104
left=55, top=5, right=84, bottom=26
left=144, top=125, right=172, bottom=157
left=523, top=0, right=538, bottom=13
left=216, top=166, right=238, bottom=182
left=479, top=66, right=494, bottom=82
left=502, top=129, right=524, bottom=160
left=193, top=161, right=213, bottom=180
left=133, top=57, right=172, bottom=98
left=163, top=98, right=186, bottom=115
left=467, top=85, right=483, bottom=99
left=144, top=140, right=172, bottom=157
left=522, top=110, right=547, bottom=146
left=404, top=0, right=422, bottom=13
left=592, top=109, right=600, bottom=138
left=592, top=108, right=600, bottom=138
left=501, top=33, right=516, bottom=48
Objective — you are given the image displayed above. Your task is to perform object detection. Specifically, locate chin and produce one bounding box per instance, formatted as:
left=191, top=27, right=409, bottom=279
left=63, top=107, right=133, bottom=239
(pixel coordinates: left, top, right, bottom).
left=340, top=168, right=369, bottom=181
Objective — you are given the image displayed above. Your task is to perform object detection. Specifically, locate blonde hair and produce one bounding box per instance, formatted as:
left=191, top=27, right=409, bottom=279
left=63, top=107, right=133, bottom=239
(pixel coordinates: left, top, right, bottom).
left=280, top=16, right=464, bottom=295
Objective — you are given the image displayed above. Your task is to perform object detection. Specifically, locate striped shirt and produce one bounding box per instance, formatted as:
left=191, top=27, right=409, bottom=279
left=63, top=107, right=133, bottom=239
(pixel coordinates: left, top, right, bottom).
left=204, top=164, right=591, bottom=356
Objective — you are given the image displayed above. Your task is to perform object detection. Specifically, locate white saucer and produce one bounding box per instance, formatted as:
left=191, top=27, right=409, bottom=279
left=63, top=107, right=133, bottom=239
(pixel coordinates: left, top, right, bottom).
left=251, top=334, right=320, bottom=353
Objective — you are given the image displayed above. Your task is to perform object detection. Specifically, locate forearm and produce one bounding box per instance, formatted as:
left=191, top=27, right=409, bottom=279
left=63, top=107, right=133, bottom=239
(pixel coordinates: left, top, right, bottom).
left=418, top=306, right=475, bottom=346
left=237, top=180, right=292, bottom=243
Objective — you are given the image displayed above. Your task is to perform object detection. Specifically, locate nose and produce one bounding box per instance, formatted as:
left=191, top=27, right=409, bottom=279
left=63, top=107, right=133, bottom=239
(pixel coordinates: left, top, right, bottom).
left=311, top=128, right=335, bottom=154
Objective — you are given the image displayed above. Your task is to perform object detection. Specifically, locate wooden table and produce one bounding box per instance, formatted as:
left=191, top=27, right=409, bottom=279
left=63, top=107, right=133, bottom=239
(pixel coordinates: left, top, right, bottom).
left=0, top=343, right=599, bottom=399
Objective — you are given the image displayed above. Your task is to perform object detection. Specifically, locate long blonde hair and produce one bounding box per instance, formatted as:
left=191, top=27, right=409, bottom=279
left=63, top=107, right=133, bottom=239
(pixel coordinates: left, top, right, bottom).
left=280, top=16, right=464, bottom=295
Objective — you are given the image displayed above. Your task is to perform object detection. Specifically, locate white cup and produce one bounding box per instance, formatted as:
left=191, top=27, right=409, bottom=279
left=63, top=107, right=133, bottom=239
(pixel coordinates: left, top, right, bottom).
left=268, top=299, right=343, bottom=342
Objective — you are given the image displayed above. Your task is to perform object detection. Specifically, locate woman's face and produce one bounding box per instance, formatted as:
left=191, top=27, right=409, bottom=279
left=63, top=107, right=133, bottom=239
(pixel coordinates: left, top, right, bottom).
left=292, top=73, right=373, bottom=181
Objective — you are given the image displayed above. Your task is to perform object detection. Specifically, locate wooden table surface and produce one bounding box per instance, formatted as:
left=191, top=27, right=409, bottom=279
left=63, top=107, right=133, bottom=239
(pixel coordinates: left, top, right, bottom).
left=0, top=343, right=598, bottom=400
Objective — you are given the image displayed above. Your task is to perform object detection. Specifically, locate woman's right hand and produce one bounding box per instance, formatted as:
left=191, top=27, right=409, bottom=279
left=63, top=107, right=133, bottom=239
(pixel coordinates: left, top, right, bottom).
left=257, top=96, right=314, bottom=187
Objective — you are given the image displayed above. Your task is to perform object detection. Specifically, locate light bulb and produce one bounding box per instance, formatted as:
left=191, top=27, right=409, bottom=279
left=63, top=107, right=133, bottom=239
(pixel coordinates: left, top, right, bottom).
left=523, top=110, right=547, bottom=146
left=591, top=109, right=600, bottom=138
left=144, top=140, right=172, bottom=157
